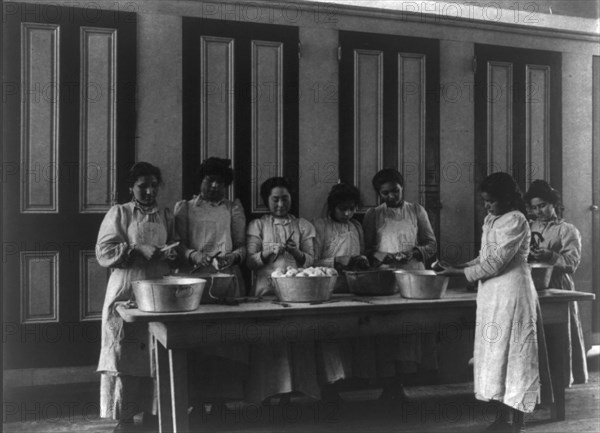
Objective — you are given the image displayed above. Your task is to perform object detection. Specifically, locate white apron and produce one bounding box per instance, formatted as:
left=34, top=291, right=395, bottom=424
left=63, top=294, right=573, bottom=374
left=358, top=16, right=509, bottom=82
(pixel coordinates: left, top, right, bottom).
left=377, top=207, right=425, bottom=271
left=97, top=207, right=169, bottom=376
left=175, top=198, right=245, bottom=297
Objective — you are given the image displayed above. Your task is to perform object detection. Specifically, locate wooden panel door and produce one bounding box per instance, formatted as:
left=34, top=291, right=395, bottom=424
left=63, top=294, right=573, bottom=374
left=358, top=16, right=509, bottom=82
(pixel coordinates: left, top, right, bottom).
left=339, top=31, right=440, bottom=248
left=2, top=2, right=136, bottom=369
left=182, top=18, right=299, bottom=219
left=473, top=44, right=562, bottom=227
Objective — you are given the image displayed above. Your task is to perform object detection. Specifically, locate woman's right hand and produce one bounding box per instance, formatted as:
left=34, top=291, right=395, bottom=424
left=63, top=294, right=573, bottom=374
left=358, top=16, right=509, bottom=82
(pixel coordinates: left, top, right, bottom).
left=190, top=252, right=212, bottom=268
left=134, top=244, right=158, bottom=261
left=349, top=255, right=370, bottom=270
left=261, top=243, right=285, bottom=262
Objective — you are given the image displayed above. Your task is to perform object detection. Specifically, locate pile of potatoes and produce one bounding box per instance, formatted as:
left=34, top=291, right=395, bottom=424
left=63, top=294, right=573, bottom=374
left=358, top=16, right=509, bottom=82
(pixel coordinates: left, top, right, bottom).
left=271, top=266, right=338, bottom=278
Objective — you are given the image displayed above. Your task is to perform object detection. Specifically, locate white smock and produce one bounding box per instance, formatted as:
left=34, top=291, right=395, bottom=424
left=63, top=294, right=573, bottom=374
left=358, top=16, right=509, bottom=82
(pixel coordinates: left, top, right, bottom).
left=465, top=211, right=540, bottom=413
left=96, top=201, right=173, bottom=419
left=530, top=217, right=587, bottom=385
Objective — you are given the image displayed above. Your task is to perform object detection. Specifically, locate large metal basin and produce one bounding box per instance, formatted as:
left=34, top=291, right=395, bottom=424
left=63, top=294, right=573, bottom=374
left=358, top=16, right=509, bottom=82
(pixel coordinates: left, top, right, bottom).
left=132, top=278, right=206, bottom=312
left=394, top=270, right=449, bottom=299
left=272, top=276, right=337, bottom=303
left=344, top=270, right=398, bottom=296
left=529, top=263, right=554, bottom=291
left=164, top=273, right=235, bottom=303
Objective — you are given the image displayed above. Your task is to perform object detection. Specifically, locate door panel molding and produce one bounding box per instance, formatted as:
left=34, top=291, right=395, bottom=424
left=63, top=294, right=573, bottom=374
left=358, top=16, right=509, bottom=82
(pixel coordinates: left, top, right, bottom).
left=525, top=64, right=551, bottom=187
left=79, top=27, right=117, bottom=213
left=199, top=35, right=235, bottom=172
left=20, top=251, right=59, bottom=323
left=354, top=49, right=383, bottom=210
left=486, top=61, right=513, bottom=175
left=398, top=52, right=426, bottom=205
left=20, top=22, right=60, bottom=213
left=250, top=40, right=284, bottom=213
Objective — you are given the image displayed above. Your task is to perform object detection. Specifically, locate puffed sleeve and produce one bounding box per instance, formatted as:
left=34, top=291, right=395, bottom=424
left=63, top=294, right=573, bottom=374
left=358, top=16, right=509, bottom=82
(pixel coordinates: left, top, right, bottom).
left=230, top=199, right=247, bottom=263
left=96, top=205, right=134, bottom=268
left=465, top=213, right=528, bottom=283
left=313, top=218, right=334, bottom=268
left=298, top=218, right=316, bottom=267
left=362, top=207, right=377, bottom=257
left=174, top=200, right=195, bottom=264
left=246, top=218, right=264, bottom=270
left=414, top=204, right=438, bottom=261
left=549, top=223, right=581, bottom=274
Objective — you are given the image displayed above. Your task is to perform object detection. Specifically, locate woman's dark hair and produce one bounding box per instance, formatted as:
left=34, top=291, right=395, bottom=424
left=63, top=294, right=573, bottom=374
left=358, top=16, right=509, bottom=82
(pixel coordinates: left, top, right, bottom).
left=327, top=183, right=361, bottom=217
left=524, top=179, right=560, bottom=206
left=260, top=177, right=293, bottom=207
left=372, top=168, right=404, bottom=192
left=126, top=162, right=162, bottom=187
left=197, top=157, right=234, bottom=187
left=480, top=172, right=527, bottom=215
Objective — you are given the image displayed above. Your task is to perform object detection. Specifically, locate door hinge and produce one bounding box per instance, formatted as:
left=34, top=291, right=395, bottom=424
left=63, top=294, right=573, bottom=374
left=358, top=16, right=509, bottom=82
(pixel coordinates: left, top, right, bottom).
left=298, top=42, right=302, bottom=59
left=338, top=46, right=342, bottom=62
left=472, top=55, right=477, bottom=73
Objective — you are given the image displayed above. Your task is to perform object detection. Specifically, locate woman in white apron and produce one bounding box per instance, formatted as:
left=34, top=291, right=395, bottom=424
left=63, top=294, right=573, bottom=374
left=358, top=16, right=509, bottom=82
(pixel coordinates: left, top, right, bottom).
left=440, top=172, right=540, bottom=433
left=245, top=177, right=321, bottom=403
left=174, top=157, right=248, bottom=412
left=525, top=180, right=588, bottom=386
left=96, top=162, right=176, bottom=432
left=362, top=168, right=439, bottom=399
left=313, top=183, right=372, bottom=400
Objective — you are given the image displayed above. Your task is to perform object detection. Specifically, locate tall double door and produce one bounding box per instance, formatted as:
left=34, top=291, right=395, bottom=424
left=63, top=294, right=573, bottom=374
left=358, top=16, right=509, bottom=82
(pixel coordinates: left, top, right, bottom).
left=3, top=2, right=136, bottom=369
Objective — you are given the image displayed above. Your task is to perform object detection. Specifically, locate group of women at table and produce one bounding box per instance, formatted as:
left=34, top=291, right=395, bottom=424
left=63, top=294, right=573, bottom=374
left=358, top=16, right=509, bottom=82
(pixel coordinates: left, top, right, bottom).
left=95, top=157, right=588, bottom=433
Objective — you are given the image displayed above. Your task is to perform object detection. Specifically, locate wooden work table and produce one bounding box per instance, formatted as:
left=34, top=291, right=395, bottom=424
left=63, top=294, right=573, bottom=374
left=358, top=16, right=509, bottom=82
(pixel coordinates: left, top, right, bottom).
left=117, top=288, right=595, bottom=433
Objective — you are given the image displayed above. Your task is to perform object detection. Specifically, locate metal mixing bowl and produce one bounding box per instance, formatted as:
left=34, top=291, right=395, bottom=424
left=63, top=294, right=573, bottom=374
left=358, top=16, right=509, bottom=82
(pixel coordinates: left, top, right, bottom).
left=344, top=270, right=399, bottom=296
left=272, top=275, right=337, bottom=303
left=164, top=273, right=235, bottom=303
left=394, top=270, right=449, bottom=299
left=132, top=278, right=206, bottom=312
left=529, top=263, right=554, bottom=291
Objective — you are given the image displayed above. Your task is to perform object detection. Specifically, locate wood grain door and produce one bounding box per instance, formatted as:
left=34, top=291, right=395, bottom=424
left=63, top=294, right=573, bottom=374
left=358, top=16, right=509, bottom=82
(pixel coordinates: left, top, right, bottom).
left=338, top=31, right=441, bottom=250
left=473, top=44, right=562, bottom=229
left=182, top=18, right=299, bottom=220
left=2, top=2, right=136, bottom=369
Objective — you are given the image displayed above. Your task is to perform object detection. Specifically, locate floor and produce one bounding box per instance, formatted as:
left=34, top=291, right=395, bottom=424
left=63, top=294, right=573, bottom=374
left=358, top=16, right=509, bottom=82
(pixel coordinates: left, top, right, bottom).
left=4, top=359, right=599, bottom=433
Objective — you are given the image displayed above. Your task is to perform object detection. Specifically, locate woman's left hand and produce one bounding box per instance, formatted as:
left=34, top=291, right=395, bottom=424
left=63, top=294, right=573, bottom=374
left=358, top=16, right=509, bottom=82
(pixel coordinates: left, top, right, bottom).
left=436, top=266, right=465, bottom=276
left=217, top=253, right=237, bottom=270
left=284, top=239, right=304, bottom=262
left=530, top=248, right=552, bottom=262
left=161, top=248, right=178, bottom=262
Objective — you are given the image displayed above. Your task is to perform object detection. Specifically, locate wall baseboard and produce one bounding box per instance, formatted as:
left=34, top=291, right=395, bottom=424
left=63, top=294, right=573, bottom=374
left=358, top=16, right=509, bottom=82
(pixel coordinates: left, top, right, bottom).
left=3, top=366, right=99, bottom=388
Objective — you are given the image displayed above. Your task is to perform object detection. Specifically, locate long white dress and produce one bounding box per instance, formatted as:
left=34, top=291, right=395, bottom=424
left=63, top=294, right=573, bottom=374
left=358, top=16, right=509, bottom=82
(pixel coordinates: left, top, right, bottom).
left=96, top=201, right=174, bottom=419
left=465, top=211, right=540, bottom=413
left=530, top=217, right=587, bottom=385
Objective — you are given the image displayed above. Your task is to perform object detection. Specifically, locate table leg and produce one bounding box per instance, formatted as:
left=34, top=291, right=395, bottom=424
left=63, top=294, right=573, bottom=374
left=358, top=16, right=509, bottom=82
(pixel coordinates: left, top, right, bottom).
left=169, top=349, right=189, bottom=432
left=547, top=323, right=567, bottom=421
left=154, top=336, right=173, bottom=433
